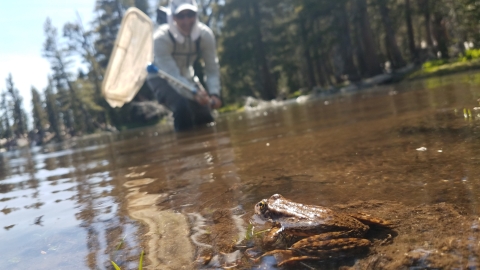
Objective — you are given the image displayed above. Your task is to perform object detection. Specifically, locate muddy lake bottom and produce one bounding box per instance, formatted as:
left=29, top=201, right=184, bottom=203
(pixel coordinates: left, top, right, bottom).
left=1, top=72, right=480, bottom=269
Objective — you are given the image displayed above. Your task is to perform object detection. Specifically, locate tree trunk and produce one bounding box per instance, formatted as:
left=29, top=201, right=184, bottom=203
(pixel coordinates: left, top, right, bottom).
left=310, top=19, right=328, bottom=86
left=336, top=3, right=360, bottom=81
left=433, top=12, right=449, bottom=59
left=444, top=1, right=465, bottom=56
left=353, top=21, right=368, bottom=77
left=313, top=52, right=328, bottom=87
left=355, top=0, right=383, bottom=77
left=405, top=0, right=418, bottom=61
left=418, top=0, right=434, bottom=49
left=299, top=18, right=316, bottom=88
left=377, top=0, right=406, bottom=68
left=250, top=0, right=277, bottom=100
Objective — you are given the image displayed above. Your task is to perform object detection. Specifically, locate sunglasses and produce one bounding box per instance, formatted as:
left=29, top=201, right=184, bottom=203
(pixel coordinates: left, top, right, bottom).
left=174, top=11, right=197, bottom=19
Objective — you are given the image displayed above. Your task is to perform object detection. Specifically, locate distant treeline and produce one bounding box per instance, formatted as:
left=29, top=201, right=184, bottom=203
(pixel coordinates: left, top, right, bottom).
left=1, top=0, right=479, bottom=145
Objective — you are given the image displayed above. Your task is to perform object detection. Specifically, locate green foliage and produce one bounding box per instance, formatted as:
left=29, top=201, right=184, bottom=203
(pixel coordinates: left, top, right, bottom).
left=217, top=102, right=244, bottom=114
left=288, top=90, right=303, bottom=99
left=422, top=59, right=448, bottom=70
left=409, top=57, right=480, bottom=80
left=459, top=49, right=480, bottom=62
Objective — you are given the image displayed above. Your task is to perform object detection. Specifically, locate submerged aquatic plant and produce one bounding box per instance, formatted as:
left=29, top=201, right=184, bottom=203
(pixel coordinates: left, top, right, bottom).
left=110, top=236, right=144, bottom=270
left=110, top=261, right=121, bottom=270
left=110, top=250, right=144, bottom=270
left=244, top=223, right=270, bottom=242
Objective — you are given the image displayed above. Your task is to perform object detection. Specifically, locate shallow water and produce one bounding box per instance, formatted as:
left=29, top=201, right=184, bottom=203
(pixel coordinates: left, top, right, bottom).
left=1, top=72, right=480, bottom=269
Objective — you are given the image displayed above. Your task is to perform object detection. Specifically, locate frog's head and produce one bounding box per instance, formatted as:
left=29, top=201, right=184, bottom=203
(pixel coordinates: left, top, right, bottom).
left=254, top=194, right=285, bottom=219
left=254, top=199, right=269, bottom=217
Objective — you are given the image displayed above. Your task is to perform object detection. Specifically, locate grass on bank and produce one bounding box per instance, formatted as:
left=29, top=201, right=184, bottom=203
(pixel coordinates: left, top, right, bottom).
left=408, top=49, right=480, bottom=80
left=217, top=102, right=245, bottom=114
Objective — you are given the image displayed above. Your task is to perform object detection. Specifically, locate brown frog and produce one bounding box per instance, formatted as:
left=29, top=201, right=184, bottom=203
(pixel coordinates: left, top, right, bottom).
left=253, top=194, right=392, bottom=266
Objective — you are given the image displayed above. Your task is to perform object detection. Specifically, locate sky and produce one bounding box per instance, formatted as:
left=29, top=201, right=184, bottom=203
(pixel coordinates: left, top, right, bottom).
left=0, top=0, right=97, bottom=115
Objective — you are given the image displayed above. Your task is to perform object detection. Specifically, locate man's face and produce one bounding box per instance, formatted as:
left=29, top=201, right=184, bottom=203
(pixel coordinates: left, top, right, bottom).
left=173, top=10, right=197, bottom=34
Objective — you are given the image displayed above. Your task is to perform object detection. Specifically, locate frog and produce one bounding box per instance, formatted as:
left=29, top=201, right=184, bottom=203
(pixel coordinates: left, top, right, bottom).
left=252, top=194, right=392, bottom=266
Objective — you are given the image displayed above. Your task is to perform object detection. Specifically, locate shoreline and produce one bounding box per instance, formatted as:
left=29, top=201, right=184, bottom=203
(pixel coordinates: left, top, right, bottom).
left=3, top=60, right=480, bottom=151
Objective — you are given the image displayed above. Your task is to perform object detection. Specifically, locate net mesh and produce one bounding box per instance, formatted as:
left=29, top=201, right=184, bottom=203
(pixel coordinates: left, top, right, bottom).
left=102, top=8, right=153, bottom=108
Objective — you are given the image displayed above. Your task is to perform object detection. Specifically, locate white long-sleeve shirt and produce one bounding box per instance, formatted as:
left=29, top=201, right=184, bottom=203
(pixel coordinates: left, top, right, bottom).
left=148, top=22, right=221, bottom=96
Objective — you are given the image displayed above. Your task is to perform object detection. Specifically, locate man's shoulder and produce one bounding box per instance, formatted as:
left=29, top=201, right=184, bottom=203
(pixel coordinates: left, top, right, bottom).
left=153, top=24, right=171, bottom=40
left=197, top=22, right=215, bottom=41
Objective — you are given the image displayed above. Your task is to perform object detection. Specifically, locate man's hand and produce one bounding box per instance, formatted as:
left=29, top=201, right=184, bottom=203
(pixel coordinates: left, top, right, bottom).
left=194, top=88, right=211, bottom=106
left=194, top=87, right=222, bottom=109
left=210, top=95, right=222, bottom=109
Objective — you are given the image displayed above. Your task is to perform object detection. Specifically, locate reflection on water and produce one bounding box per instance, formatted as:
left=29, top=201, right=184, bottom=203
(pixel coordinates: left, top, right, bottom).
left=1, top=72, right=480, bottom=269
left=0, top=140, right=143, bottom=269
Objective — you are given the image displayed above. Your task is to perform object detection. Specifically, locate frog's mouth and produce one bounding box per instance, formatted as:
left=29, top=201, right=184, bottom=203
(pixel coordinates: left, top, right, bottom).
left=254, top=204, right=262, bottom=216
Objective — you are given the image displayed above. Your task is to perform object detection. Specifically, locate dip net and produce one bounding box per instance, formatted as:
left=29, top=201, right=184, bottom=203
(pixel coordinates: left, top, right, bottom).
left=102, top=7, right=153, bottom=108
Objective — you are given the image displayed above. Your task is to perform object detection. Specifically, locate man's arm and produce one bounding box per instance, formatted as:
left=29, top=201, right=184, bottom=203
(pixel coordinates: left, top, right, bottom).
left=200, top=26, right=221, bottom=98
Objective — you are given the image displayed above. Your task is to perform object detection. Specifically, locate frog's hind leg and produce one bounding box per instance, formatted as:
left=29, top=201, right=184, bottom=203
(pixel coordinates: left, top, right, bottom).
left=255, top=249, right=325, bottom=266
left=255, top=250, right=295, bottom=264
left=290, top=236, right=371, bottom=252
left=258, top=237, right=371, bottom=266
left=349, top=213, right=393, bottom=228
left=256, top=250, right=324, bottom=267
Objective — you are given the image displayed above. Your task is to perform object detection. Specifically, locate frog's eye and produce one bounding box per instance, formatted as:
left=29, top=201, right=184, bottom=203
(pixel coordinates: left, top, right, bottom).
left=258, top=201, right=267, bottom=210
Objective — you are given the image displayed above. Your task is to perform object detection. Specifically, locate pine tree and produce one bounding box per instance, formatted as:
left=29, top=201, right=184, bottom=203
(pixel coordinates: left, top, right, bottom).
left=43, top=18, right=94, bottom=135
left=64, top=14, right=107, bottom=128
left=31, top=87, right=48, bottom=140
left=44, top=78, right=63, bottom=141
left=0, top=113, right=4, bottom=139
left=134, top=0, right=150, bottom=15
left=5, top=74, right=27, bottom=137
left=93, top=0, right=125, bottom=69
left=0, top=92, right=13, bottom=139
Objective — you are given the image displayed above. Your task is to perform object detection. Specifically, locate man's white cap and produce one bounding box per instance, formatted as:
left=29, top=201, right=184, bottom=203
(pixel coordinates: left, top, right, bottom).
left=171, top=0, right=198, bottom=15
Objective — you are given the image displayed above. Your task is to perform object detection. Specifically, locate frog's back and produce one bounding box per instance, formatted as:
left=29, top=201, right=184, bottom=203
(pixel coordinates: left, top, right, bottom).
left=263, top=194, right=369, bottom=236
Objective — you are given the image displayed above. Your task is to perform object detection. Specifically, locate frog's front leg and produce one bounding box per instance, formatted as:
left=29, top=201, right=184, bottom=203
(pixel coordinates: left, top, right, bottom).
left=263, top=224, right=283, bottom=247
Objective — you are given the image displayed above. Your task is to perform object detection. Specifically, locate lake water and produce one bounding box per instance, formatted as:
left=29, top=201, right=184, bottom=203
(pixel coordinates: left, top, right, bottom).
left=1, top=72, right=480, bottom=269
